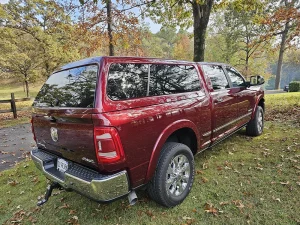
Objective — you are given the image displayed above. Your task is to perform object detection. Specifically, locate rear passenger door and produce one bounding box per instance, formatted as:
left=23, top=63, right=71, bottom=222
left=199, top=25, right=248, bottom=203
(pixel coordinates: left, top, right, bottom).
left=201, top=64, right=237, bottom=141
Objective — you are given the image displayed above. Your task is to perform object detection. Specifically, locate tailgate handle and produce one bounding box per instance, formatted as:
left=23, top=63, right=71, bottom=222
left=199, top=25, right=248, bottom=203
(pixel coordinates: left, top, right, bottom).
left=44, top=116, right=57, bottom=122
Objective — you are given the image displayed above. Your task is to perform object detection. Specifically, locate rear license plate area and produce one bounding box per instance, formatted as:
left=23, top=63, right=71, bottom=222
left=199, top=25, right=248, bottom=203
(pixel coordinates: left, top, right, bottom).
left=57, top=158, right=68, bottom=173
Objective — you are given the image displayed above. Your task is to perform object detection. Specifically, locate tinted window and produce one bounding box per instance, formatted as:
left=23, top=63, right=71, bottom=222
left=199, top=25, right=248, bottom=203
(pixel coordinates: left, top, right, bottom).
left=226, top=67, right=245, bottom=87
left=107, top=63, right=148, bottom=100
left=202, top=65, right=229, bottom=90
left=149, top=64, right=201, bottom=96
left=34, top=65, right=98, bottom=108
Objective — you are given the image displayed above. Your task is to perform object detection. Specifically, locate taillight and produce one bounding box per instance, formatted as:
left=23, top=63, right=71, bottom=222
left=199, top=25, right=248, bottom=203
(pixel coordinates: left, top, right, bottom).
left=30, top=118, right=36, bottom=142
left=94, top=127, right=125, bottom=164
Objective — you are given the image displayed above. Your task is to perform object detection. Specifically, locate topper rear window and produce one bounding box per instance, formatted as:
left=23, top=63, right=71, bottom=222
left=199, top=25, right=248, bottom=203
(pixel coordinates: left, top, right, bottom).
left=33, top=65, right=98, bottom=108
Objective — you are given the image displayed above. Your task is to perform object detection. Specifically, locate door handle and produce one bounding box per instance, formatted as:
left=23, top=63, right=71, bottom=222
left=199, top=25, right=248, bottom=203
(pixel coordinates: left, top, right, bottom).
left=215, top=97, right=223, bottom=103
left=49, top=116, right=57, bottom=122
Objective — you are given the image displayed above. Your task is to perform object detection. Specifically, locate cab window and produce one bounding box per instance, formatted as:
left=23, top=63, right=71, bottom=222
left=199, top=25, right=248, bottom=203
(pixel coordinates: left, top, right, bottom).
left=226, top=67, right=245, bottom=87
left=149, top=64, right=201, bottom=96
left=202, top=65, right=229, bottom=90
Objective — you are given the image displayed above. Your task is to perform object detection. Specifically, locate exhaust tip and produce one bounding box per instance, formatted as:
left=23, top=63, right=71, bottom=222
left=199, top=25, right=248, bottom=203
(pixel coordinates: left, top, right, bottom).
left=128, top=191, right=138, bottom=206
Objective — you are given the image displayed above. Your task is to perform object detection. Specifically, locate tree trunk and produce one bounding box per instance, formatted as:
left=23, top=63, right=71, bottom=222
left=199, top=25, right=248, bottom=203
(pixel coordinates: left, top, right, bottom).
left=107, top=0, right=114, bottom=56
left=192, top=0, right=214, bottom=62
left=275, top=26, right=288, bottom=89
left=25, top=80, right=29, bottom=97
left=245, top=57, right=249, bottom=79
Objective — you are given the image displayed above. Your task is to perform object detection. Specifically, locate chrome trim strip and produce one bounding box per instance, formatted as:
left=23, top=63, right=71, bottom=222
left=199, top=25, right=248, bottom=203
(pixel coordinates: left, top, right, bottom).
left=31, top=149, right=130, bottom=202
left=202, top=131, right=211, bottom=137
left=213, top=112, right=252, bottom=133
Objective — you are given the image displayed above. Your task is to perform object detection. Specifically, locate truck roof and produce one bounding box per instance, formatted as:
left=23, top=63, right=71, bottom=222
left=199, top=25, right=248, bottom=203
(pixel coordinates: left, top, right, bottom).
left=56, top=56, right=198, bottom=72
left=58, top=56, right=103, bottom=71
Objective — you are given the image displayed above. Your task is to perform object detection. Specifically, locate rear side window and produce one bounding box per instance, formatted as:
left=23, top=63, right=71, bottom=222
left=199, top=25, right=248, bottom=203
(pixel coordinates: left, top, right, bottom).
left=34, top=65, right=98, bottom=108
left=149, top=65, right=201, bottom=96
left=107, top=63, right=148, bottom=100
left=107, top=63, right=201, bottom=100
left=202, top=65, right=229, bottom=90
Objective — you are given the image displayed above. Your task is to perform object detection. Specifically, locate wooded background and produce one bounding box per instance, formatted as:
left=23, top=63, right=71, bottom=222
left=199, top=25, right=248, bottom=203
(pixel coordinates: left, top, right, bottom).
left=0, top=0, right=299, bottom=97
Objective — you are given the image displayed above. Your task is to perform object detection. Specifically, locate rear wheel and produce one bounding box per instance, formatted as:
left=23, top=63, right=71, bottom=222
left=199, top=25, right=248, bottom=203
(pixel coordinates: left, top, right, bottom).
left=246, top=106, right=264, bottom=136
left=147, top=142, right=195, bottom=207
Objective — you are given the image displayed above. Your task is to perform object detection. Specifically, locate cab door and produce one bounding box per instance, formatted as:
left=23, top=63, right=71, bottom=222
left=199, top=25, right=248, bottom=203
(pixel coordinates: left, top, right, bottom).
left=224, top=66, right=255, bottom=126
left=201, top=64, right=237, bottom=142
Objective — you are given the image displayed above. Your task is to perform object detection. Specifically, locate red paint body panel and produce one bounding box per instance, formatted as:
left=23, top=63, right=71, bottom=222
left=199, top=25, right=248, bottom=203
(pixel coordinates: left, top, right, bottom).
left=32, top=56, right=264, bottom=189
left=33, top=108, right=98, bottom=170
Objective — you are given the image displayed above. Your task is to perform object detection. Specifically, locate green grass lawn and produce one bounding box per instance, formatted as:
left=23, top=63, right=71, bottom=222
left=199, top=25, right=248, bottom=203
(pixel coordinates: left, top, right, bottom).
left=0, top=93, right=299, bottom=225
left=0, top=83, right=43, bottom=100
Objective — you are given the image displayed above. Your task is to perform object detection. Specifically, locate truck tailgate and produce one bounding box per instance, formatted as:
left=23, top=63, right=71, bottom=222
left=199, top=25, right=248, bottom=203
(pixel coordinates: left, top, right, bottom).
left=32, top=109, right=98, bottom=170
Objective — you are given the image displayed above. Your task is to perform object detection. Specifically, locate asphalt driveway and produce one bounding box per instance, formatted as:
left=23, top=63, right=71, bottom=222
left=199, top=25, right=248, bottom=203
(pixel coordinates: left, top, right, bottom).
left=0, top=123, right=36, bottom=172
left=265, top=90, right=285, bottom=94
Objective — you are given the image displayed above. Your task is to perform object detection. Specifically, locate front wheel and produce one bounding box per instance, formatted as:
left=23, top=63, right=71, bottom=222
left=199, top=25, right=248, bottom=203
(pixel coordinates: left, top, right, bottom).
left=246, top=106, right=264, bottom=136
left=147, top=142, right=195, bottom=207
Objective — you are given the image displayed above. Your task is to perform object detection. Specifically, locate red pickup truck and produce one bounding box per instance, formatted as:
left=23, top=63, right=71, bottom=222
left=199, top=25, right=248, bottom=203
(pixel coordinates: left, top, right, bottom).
left=31, top=57, right=265, bottom=207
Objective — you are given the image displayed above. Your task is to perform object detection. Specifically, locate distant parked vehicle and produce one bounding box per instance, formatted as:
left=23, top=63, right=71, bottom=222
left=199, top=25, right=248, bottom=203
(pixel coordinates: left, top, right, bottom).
left=284, top=85, right=289, bottom=92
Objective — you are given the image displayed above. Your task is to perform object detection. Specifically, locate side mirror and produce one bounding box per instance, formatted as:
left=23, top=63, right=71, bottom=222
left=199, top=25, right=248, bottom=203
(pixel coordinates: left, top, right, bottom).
left=249, top=75, right=265, bottom=86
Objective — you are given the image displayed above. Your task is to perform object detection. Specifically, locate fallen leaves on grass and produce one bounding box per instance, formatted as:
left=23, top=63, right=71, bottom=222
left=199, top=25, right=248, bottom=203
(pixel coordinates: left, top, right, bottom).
left=31, top=176, right=39, bottom=183
left=232, top=200, right=245, bottom=210
left=182, top=216, right=195, bottom=225
left=280, top=181, right=290, bottom=185
left=59, top=203, right=70, bottom=209
left=201, top=176, right=209, bottom=183
left=69, top=210, right=77, bottom=215
left=8, top=180, right=18, bottom=186
left=145, top=210, right=155, bottom=218
left=204, top=203, right=219, bottom=215
left=219, top=201, right=229, bottom=206
left=196, top=170, right=204, bottom=175
left=272, top=196, right=281, bottom=202
left=9, top=209, right=26, bottom=224
left=66, top=216, right=79, bottom=225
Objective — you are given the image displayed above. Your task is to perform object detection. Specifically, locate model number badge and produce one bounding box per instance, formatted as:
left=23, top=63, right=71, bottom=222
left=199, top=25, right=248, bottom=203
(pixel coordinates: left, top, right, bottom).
left=50, top=127, right=58, bottom=142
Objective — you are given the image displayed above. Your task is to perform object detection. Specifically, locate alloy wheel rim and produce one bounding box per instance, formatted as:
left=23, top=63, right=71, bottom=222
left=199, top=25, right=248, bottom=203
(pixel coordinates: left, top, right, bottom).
left=166, top=154, right=190, bottom=197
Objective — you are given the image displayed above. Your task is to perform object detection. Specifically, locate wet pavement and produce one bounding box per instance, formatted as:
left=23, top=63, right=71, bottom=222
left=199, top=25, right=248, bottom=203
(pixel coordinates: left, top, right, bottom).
left=0, top=123, right=36, bottom=171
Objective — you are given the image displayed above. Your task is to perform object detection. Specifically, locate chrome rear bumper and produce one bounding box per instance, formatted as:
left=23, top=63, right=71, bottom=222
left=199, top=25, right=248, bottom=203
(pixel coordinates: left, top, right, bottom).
left=31, top=149, right=129, bottom=202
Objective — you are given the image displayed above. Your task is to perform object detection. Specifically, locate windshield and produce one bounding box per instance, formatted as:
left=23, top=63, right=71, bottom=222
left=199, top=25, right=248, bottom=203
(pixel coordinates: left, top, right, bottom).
left=33, top=65, right=98, bottom=108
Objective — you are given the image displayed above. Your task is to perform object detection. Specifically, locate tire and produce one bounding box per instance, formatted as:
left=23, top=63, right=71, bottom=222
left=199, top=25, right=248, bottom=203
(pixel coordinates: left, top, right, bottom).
left=147, top=142, right=195, bottom=207
left=246, top=106, right=264, bottom=136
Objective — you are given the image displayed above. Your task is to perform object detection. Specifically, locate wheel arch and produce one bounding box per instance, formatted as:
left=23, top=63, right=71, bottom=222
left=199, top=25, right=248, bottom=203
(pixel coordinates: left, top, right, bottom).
left=252, top=96, right=265, bottom=119
left=145, top=119, right=200, bottom=183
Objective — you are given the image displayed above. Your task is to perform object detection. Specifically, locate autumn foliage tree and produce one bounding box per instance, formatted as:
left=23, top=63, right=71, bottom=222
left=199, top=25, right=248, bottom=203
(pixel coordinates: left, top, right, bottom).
left=0, top=0, right=145, bottom=96
left=0, top=0, right=80, bottom=96
left=146, top=0, right=213, bottom=62
left=261, top=0, right=300, bottom=89
left=206, top=2, right=272, bottom=79
left=76, top=0, right=144, bottom=56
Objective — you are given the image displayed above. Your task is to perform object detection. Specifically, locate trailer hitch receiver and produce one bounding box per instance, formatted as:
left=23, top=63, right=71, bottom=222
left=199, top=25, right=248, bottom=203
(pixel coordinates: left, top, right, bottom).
left=37, top=182, right=60, bottom=206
